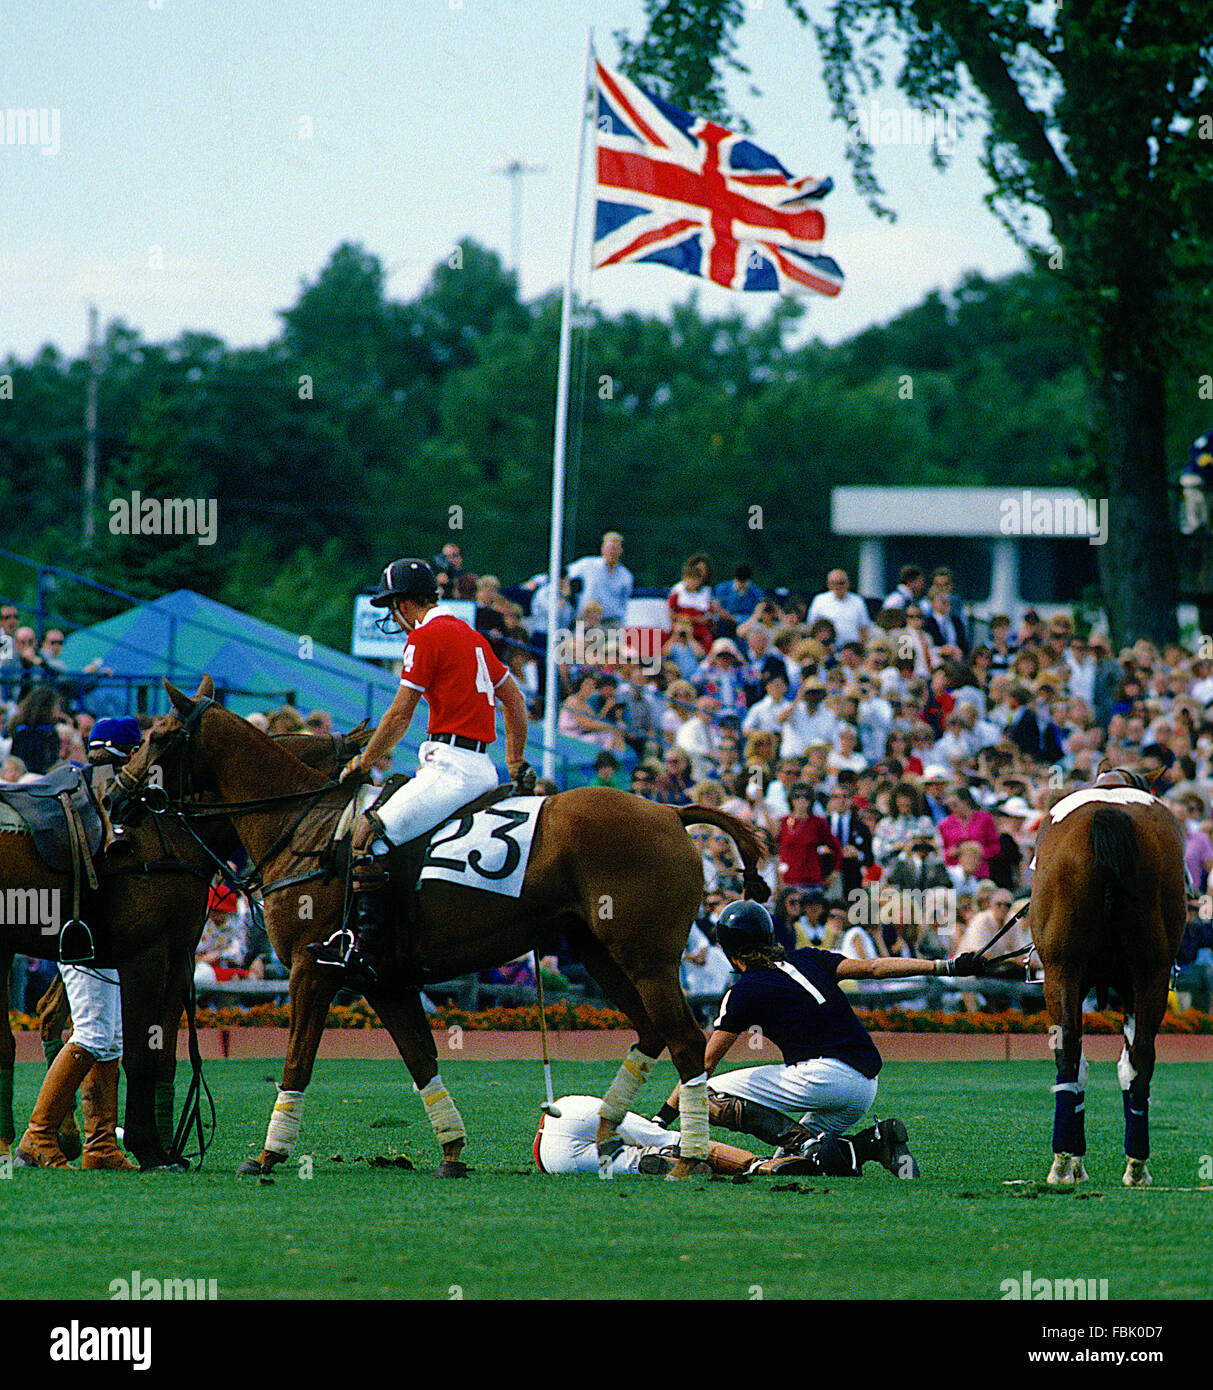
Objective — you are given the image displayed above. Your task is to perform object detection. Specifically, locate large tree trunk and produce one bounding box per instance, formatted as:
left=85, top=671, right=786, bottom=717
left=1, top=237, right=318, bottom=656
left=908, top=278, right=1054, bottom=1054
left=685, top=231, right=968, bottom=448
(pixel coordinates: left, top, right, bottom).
left=1095, top=338, right=1179, bottom=648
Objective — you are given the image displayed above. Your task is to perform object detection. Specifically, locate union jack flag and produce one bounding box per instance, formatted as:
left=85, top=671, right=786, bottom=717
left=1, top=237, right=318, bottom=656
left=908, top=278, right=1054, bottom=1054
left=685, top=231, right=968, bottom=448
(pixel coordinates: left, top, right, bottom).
left=594, top=61, right=843, bottom=297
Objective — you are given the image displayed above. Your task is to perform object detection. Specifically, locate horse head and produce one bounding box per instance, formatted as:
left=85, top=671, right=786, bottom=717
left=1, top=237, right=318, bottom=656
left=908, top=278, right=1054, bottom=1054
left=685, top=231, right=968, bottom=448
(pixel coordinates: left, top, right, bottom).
left=1093, top=758, right=1153, bottom=794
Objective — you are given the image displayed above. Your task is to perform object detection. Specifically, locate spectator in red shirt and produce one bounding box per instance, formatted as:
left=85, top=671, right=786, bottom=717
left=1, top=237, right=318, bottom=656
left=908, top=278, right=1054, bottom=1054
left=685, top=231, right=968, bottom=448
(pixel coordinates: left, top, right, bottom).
left=667, top=554, right=721, bottom=654
left=936, top=785, right=1001, bottom=876
left=778, top=785, right=843, bottom=892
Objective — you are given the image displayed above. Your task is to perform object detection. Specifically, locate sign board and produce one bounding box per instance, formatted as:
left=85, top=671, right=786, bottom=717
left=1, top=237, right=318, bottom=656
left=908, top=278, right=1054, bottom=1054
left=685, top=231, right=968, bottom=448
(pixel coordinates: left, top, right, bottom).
left=351, top=596, right=476, bottom=659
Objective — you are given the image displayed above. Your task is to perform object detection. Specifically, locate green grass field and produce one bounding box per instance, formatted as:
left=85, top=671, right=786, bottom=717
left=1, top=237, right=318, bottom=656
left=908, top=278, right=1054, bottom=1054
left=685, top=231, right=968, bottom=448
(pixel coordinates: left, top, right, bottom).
left=3, top=1057, right=1211, bottom=1301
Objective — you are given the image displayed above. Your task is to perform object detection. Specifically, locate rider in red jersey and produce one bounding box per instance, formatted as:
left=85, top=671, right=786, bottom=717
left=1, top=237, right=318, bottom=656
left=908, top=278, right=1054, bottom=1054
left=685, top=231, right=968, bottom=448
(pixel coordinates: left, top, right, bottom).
left=311, top=558, right=533, bottom=986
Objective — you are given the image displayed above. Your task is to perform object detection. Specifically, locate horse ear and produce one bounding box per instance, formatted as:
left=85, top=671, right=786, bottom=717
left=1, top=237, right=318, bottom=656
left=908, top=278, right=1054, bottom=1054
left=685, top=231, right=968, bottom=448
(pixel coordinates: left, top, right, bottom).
left=1096, top=757, right=1111, bottom=776
left=163, top=678, right=195, bottom=716
left=196, top=673, right=215, bottom=699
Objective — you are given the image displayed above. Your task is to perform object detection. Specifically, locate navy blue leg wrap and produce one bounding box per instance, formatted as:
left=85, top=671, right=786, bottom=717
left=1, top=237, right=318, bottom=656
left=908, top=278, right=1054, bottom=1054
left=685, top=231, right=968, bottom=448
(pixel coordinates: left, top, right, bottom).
left=1123, top=1084, right=1149, bottom=1161
left=1051, top=1066, right=1086, bottom=1156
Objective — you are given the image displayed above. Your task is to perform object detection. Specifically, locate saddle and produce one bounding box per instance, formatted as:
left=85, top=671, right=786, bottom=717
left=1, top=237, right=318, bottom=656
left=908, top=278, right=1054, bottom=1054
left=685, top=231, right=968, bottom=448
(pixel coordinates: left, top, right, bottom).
left=0, top=766, right=105, bottom=962
left=334, top=777, right=520, bottom=887
left=0, top=766, right=104, bottom=874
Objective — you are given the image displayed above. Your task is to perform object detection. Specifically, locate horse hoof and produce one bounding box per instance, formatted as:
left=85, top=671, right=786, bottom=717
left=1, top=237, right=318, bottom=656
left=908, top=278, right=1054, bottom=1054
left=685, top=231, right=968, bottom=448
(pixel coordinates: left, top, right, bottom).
left=435, top=1159, right=468, bottom=1179
left=236, top=1158, right=265, bottom=1177
left=1123, top=1158, right=1151, bottom=1187
left=664, top=1159, right=713, bottom=1182
left=1046, top=1153, right=1084, bottom=1185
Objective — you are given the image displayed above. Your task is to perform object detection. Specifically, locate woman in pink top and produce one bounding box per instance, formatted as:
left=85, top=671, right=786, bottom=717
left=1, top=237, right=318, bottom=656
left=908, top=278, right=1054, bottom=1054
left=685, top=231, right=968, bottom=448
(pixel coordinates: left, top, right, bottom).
left=937, top=785, right=1001, bottom=876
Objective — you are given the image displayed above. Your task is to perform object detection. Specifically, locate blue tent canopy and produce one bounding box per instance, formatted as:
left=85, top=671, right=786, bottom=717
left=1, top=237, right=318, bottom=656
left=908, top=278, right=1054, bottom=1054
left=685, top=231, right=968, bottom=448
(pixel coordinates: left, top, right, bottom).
left=59, top=589, right=608, bottom=784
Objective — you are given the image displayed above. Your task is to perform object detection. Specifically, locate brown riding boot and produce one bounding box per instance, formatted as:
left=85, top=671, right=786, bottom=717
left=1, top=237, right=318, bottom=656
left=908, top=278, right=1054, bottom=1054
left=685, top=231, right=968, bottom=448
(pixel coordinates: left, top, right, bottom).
left=14, top=1042, right=97, bottom=1168
left=80, top=1059, right=138, bottom=1171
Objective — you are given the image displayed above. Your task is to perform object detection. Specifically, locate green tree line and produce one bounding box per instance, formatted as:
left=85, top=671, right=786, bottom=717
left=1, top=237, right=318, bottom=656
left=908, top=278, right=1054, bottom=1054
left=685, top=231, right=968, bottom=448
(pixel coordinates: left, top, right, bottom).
left=0, top=239, right=1203, bottom=650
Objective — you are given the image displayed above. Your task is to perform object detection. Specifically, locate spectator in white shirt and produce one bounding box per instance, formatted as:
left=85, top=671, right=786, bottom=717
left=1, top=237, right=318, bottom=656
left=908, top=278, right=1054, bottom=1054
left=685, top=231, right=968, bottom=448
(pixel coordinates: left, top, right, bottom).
left=567, top=531, right=633, bottom=627
left=933, top=712, right=977, bottom=770
left=806, top=569, right=872, bottom=647
left=676, top=695, right=723, bottom=781
left=779, top=677, right=841, bottom=758
left=828, top=724, right=868, bottom=776
left=882, top=564, right=926, bottom=612
left=742, top=670, right=791, bottom=736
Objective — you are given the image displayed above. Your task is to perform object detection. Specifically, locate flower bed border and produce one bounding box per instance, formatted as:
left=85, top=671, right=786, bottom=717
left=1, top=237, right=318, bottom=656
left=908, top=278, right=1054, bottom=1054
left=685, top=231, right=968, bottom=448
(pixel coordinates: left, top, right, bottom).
left=12, top=1003, right=1213, bottom=1034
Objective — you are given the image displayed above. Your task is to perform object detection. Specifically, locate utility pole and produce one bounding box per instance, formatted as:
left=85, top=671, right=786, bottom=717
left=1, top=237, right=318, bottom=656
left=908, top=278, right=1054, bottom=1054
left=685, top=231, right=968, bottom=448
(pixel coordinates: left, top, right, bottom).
left=492, top=159, right=547, bottom=274
left=82, top=304, right=99, bottom=545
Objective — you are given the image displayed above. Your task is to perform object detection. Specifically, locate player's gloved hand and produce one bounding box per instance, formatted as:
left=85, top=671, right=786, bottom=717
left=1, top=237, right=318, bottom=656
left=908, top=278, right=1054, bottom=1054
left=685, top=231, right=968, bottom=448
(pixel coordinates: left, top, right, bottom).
left=509, top=759, right=537, bottom=795
left=949, top=952, right=986, bottom=977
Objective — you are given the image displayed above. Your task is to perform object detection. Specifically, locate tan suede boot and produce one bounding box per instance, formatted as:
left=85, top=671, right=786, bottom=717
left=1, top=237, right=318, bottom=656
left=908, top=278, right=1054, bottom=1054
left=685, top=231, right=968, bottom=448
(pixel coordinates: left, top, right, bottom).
left=14, top=1043, right=97, bottom=1168
left=80, top=1059, right=138, bottom=1171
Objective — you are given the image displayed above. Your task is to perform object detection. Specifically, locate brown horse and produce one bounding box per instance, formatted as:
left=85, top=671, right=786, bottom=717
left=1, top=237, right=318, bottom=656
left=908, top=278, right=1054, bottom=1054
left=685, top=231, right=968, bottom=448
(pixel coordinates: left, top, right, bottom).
left=0, top=714, right=370, bottom=1168
left=1030, top=764, right=1187, bottom=1187
left=116, top=675, right=770, bottom=1181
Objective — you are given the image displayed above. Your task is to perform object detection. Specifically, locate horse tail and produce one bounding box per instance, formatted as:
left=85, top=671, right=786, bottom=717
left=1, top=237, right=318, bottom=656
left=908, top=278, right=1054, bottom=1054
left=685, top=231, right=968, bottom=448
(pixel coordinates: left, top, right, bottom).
left=676, top=805, right=771, bottom=904
left=1090, top=806, right=1139, bottom=1006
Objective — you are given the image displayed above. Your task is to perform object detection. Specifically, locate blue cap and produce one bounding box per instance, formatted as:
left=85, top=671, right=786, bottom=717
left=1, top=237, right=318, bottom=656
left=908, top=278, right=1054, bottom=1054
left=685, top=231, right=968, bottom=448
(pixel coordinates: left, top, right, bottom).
left=89, top=716, right=142, bottom=750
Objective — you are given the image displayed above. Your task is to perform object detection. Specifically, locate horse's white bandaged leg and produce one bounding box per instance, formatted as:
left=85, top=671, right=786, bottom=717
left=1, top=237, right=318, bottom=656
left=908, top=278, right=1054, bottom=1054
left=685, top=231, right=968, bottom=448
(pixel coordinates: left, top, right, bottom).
left=265, top=1088, right=304, bottom=1157
left=418, top=1075, right=466, bottom=1147
left=598, top=1045, right=658, bottom=1128
left=677, top=1072, right=710, bottom=1162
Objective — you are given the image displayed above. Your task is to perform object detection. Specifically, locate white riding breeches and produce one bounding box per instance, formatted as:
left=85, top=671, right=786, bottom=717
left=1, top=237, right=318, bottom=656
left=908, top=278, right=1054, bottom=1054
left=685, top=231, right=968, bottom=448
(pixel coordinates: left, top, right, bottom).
left=58, top=962, right=123, bottom=1062
left=373, top=742, right=500, bottom=846
left=708, top=1057, right=877, bottom=1137
left=534, top=1095, right=674, bottom=1176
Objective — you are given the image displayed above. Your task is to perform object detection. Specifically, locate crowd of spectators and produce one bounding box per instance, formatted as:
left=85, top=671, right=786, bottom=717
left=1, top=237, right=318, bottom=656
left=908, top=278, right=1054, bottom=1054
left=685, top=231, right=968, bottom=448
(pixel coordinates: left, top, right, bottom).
left=463, top=542, right=1213, bottom=1014
left=8, top=538, right=1213, bottom=1020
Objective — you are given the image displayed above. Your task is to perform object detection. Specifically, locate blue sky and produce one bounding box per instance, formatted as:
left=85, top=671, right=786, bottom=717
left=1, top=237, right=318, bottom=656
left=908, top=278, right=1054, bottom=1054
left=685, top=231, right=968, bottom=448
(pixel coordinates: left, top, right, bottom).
left=2, top=0, right=1034, bottom=361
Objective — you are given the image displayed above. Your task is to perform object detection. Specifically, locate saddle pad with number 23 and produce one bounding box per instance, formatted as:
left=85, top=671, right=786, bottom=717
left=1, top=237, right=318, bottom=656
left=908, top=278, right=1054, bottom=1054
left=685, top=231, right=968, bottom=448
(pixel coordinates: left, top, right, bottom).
left=419, top=796, right=543, bottom=899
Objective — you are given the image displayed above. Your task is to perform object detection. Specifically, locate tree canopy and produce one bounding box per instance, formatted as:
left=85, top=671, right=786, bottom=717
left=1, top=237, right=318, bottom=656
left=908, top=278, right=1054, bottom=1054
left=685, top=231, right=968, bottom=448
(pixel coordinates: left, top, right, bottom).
left=1, top=235, right=1200, bottom=649
left=617, top=0, right=1213, bottom=643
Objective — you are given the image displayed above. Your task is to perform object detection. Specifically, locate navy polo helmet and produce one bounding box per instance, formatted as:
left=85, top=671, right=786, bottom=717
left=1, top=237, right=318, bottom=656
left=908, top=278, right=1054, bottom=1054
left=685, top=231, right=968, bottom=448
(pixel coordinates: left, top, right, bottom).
left=88, top=716, right=142, bottom=753
left=370, top=558, right=439, bottom=608
left=715, top=900, right=775, bottom=958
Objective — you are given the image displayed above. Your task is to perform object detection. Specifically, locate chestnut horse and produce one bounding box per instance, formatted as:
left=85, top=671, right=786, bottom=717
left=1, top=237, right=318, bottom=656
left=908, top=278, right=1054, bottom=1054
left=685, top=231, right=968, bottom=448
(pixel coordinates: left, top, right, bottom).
left=1030, top=765, right=1186, bottom=1187
left=116, top=676, right=770, bottom=1181
left=0, top=717, right=369, bottom=1169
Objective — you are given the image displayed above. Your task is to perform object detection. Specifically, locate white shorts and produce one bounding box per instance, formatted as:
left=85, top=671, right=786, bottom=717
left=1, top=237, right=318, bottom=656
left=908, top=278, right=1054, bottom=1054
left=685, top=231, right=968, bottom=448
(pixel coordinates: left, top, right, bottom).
left=375, top=741, right=500, bottom=845
left=58, top=963, right=122, bottom=1062
left=534, top=1095, right=674, bottom=1177
left=709, top=1057, right=878, bottom=1137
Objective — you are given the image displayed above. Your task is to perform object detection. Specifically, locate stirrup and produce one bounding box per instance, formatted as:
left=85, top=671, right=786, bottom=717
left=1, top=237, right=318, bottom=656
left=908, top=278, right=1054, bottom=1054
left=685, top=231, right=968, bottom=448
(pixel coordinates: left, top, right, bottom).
left=58, top=919, right=95, bottom=965
left=307, top=927, right=356, bottom=968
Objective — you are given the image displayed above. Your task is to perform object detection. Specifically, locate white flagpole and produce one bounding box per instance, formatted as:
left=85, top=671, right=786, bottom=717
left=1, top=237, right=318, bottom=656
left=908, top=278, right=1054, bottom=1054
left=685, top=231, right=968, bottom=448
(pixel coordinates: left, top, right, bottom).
left=542, top=29, right=596, bottom=783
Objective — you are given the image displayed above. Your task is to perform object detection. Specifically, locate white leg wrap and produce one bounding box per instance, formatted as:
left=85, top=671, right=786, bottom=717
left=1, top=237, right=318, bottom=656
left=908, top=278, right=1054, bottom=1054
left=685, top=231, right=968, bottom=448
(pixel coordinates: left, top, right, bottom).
left=598, top=1045, right=658, bottom=1127
left=418, top=1076, right=466, bottom=1147
left=678, top=1073, right=710, bottom=1161
left=265, top=1088, right=304, bottom=1157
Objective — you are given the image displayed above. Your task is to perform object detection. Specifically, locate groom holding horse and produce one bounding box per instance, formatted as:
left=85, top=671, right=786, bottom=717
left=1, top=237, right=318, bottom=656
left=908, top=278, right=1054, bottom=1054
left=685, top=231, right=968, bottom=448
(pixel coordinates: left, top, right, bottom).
left=311, top=557, right=534, bottom=987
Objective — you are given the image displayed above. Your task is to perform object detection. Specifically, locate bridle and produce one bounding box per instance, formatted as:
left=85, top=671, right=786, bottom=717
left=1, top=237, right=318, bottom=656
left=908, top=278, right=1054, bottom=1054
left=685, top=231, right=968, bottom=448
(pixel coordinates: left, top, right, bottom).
left=114, top=695, right=351, bottom=901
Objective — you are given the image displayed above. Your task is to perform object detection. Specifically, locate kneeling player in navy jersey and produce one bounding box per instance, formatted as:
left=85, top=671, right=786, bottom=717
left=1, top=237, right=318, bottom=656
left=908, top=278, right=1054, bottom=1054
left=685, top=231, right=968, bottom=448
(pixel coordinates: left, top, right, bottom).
left=655, top=901, right=983, bottom=1178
